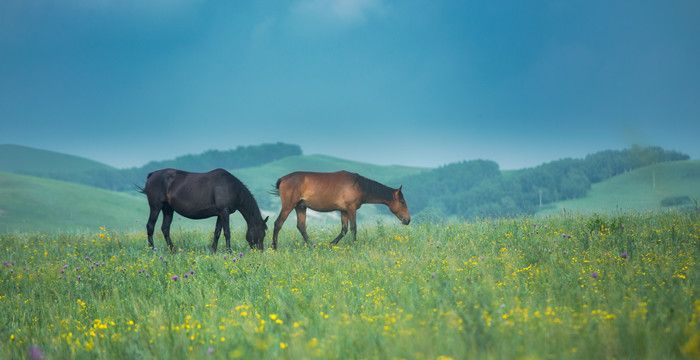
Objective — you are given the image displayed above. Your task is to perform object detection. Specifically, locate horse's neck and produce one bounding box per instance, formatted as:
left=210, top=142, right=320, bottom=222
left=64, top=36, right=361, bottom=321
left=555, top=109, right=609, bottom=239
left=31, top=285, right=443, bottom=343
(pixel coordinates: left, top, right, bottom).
left=363, top=193, right=389, bottom=205
left=238, top=197, right=262, bottom=227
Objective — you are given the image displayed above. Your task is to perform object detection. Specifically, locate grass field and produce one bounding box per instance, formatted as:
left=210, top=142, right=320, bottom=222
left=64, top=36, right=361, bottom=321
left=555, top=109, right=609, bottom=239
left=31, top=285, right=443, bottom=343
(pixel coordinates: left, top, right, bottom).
left=540, top=160, right=700, bottom=215
left=1, top=212, right=698, bottom=359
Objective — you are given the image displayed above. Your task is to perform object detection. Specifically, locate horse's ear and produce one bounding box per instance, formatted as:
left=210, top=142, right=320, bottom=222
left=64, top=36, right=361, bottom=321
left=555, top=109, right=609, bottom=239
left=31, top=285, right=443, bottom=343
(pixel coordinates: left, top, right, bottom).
left=398, top=185, right=403, bottom=192
left=264, top=216, right=269, bottom=223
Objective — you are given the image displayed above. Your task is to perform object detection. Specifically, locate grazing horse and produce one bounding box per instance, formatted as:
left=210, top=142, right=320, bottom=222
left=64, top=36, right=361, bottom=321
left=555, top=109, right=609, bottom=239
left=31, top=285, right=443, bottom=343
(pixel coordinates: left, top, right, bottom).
left=271, top=171, right=410, bottom=249
left=139, top=168, right=268, bottom=252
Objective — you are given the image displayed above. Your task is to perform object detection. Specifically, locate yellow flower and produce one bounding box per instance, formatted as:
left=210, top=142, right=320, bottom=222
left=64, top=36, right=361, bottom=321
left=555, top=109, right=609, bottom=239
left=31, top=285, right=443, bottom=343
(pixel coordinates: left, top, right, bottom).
left=293, top=322, right=301, bottom=328
left=269, top=314, right=278, bottom=321
left=280, top=342, right=288, bottom=350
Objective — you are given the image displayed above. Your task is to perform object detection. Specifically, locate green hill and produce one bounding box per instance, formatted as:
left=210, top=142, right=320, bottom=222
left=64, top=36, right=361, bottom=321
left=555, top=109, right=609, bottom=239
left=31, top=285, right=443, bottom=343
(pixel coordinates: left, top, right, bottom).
left=0, top=144, right=114, bottom=175
left=538, top=160, right=700, bottom=215
left=0, top=172, right=145, bottom=233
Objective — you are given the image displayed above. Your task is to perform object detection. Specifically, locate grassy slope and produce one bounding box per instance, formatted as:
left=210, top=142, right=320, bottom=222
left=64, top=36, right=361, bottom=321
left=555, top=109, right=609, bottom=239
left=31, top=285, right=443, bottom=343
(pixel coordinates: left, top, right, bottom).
left=539, top=160, right=700, bottom=215
left=0, top=172, right=145, bottom=233
left=0, top=144, right=115, bottom=175
left=1, top=213, right=697, bottom=359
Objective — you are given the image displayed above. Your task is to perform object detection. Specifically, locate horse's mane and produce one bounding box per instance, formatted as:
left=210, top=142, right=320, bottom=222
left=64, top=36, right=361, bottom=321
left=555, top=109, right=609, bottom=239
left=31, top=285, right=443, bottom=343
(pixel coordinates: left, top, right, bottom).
left=353, top=173, right=394, bottom=202
left=235, top=178, right=264, bottom=225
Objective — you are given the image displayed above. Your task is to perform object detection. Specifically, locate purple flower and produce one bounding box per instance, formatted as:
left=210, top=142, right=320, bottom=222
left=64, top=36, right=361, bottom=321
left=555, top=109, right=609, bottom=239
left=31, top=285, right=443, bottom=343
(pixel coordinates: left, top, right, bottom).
left=189, top=270, right=195, bottom=276
left=171, top=275, right=179, bottom=281
left=77, top=275, right=81, bottom=281
left=591, top=272, right=599, bottom=279
left=184, top=273, right=189, bottom=279
left=238, top=252, right=244, bottom=258
left=232, top=258, right=237, bottom=262
left=28, top=345, right=42, bottom=360
left=3, top=261, right=12, bottom=267
left=223, top=256, right=228, bottom=260
left=620, top=251, right=628, bottom=259
left=207, top=346, right=214, bottom=355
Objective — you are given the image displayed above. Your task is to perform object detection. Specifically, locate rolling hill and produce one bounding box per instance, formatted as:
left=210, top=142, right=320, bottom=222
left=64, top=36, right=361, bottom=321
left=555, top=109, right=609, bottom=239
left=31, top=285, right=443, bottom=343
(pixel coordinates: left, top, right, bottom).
left=0, top=172, right=145, bottom=233
left=538, top=160, right=700, bottom=215
left=0, top=144, right=115, bottom=175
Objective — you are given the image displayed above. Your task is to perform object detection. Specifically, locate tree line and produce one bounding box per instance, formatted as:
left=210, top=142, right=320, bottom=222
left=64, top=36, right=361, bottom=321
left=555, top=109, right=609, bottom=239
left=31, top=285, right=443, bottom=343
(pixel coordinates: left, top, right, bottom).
left=399, top=146, right=689, bottom=220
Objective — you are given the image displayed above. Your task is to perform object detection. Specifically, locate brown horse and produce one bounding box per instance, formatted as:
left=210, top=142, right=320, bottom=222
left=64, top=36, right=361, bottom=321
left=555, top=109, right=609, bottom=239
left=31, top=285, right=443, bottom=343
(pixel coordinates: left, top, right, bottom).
left=271, top=171, right=410, bottom=249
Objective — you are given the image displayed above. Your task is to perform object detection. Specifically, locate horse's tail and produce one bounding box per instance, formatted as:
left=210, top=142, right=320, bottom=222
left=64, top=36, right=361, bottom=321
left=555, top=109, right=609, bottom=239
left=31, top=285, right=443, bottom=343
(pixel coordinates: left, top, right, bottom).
left=268, top=178, right=282, bottom=196
left=133, top=172, right=154, bottom=195
left=134, top=184, right=147, bottom=195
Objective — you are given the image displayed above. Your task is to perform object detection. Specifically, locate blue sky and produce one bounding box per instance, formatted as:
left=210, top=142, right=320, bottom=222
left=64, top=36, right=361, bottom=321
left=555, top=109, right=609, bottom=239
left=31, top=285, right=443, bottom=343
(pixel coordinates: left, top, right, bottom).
left=1, top=0, right=698, bottom=169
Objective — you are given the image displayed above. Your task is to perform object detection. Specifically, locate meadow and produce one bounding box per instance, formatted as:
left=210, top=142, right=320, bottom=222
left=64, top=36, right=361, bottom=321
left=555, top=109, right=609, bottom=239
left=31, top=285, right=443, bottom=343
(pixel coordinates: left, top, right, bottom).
left=1, top=212, right=698, bottom=359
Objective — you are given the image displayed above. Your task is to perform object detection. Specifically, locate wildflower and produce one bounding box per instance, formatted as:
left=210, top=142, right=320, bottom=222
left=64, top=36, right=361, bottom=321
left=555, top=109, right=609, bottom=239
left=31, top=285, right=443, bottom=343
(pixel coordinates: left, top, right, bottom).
left=3, top=261, right=12, bottom=267
left=28, top=345, right=42, bottom=360
left=207, top=346, right=214, bottom=355
left=172, top=275, right=179, bottom=281
left=620, top=251, right=628, bottom=259
left=280, top=342, right=288, bottom=350
left=189, top=270, right=195, bottom=276
left=238, top=252, right=244, bottom=258
left=269, top=314, right=278, bottom=321
left=591, top=272, right=599, bottom=279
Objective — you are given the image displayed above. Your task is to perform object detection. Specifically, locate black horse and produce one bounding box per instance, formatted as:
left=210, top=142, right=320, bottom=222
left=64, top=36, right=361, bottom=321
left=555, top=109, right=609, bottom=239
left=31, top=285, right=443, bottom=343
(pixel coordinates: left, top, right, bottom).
left=139, top=168, right=268, bottom=252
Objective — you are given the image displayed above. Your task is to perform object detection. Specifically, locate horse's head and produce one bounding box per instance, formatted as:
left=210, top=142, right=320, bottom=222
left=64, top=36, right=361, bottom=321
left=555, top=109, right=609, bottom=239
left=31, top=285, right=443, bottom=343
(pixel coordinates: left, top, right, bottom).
left=246, top=216, right=269, bottom=250
left=388, top=186, right=411, bottom=225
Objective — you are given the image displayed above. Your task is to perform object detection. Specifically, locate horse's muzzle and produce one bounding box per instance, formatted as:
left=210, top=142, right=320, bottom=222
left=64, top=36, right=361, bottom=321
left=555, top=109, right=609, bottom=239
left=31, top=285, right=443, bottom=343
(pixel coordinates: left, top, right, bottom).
left=401, top=218, right=411, bottom=225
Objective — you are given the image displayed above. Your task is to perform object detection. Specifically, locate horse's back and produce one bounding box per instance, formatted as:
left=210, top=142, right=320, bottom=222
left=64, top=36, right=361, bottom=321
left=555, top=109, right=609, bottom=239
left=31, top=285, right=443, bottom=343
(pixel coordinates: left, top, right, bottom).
left=277, top=171, right=361, bottom=211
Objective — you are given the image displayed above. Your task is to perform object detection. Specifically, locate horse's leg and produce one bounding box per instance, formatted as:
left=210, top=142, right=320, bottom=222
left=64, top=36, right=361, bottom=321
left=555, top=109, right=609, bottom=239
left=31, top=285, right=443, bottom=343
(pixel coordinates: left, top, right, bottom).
left=330, top=211, right=349, bottom=245
left=146, top=205, right=161, bottom=249
left=295, top=205, right=310, bottom=245
left=348, top=208, right=358, bottom=242
left=161, top=205, right=175, bottom=252
left=272, top=206, right=293, bottom=250
left=221, top=212, right=232, bottom=253
left=211, top=216, right=222, bottom=253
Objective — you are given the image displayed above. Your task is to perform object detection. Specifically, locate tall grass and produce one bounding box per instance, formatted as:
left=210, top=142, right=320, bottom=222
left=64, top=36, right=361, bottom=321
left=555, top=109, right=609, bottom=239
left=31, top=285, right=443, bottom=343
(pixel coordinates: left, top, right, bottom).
left=1, top=212, right=698, bottom=359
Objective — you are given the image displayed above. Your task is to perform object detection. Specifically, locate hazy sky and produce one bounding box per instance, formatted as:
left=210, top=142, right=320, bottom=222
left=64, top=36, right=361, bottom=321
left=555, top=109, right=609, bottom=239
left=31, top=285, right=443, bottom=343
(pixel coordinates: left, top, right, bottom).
left=1, top=0, right=698, bottom=169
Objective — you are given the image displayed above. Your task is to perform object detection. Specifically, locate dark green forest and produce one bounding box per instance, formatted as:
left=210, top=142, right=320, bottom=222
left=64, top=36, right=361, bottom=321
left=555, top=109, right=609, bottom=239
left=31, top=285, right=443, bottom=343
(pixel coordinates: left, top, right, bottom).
left=399, top=146, right=689, bottom=220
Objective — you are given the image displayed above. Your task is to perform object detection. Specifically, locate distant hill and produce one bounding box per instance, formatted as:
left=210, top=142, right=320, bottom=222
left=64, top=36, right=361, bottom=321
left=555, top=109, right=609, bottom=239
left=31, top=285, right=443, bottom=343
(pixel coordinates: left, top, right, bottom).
left=0, top=172, right=144, bottom=233
left=0, top=143, right=303, bottom=191
left=538, top=160, right=700, bottom=215
left=0, top=144, right=115, bottom=176
left=398, top=146, right=690, bottom=219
